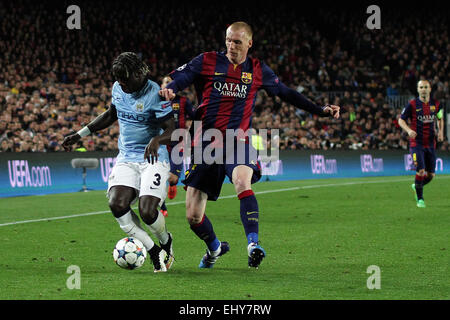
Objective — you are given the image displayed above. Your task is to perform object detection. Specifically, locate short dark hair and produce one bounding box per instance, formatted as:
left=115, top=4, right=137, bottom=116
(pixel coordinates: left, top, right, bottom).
left=112, top=52, right=149, bottom=81
left=228, top=21, right=253, bottom=39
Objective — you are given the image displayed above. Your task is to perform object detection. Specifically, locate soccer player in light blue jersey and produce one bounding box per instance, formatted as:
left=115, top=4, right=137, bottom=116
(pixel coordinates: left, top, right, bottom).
left=62, top=52, right=176, bottom=272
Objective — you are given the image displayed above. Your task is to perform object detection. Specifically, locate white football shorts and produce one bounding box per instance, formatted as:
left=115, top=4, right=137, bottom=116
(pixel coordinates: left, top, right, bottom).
left=107, top=161, right=170, bottom=206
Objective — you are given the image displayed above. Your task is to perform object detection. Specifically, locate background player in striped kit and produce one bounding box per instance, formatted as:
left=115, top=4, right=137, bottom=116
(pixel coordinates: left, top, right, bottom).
left=159, top=75, right=195, bottom=217
left=398, top=80, right=444, bottom=208
left=160, top=22, right=340, bottom=269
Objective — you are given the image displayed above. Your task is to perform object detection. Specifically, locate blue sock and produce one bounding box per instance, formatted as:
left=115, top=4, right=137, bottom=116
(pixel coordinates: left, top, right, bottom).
left=415, top=174, right=424, bottom=200
left=238, top=190, right=259, bottom=244
left=160, top=202, right=167, bottom=211
left=190, top=214, right=220, bottom=252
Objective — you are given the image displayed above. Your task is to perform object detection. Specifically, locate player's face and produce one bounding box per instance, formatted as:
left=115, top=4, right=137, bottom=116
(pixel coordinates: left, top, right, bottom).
left=225, top=27, right=252, bottom=65
left=118, top=73, right=146, bottom=94
left=161, top=76, right=172, bottom=90
left=417, top=81, right=431, bottom=98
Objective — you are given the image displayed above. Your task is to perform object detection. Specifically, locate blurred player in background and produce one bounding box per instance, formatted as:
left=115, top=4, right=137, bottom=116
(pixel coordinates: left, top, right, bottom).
left=160, top=21, right=340, bottom=269
left=398, top=80, right=444, bottom=208
left=159, top=75, right=195, bottom=217
left=62, top=52, right=175, bottom=272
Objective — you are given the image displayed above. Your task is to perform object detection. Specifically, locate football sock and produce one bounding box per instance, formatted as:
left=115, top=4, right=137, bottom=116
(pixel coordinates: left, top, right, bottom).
left=160, top=201, right=167, bottom=211
left=238, top=190, right=259, bottom=244
left=423, top=174, right=433, bottom=186
left=415, top=174, right=424, bottom=200
left=146, top=210, right=169, bottom=245
left=190, top=214, right=220, bottom=252
left=148, top=243, right=161, bottom=256
left=129, top=209, right=142, bottom=227
left=115, top=209, right=155, bottom=251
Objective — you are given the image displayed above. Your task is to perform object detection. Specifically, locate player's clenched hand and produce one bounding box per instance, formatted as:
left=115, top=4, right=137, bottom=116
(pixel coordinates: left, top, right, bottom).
left=145, top=137, right=160, bottom=164
left=438, top=132, right=444, bottom=142
left=322, top=105, right=340, bottom=119
left=61, top=133, right=81, bottom=151
left=408, top=130, right=417, bottom=139
left=159, top=88, right=176, bottom=101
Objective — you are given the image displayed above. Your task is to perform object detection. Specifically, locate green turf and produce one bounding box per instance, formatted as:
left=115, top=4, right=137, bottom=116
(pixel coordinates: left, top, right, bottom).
left=0, top=175, right=449, bottom=300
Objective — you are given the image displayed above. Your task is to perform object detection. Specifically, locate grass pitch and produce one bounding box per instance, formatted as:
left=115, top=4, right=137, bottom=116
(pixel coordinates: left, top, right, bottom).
left=0, top=175, right=449, bottom=300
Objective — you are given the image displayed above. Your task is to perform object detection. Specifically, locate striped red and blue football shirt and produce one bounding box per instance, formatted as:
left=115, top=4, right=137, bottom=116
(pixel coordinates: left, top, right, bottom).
left=167, top=51, right=283, bottom=134
left=167, top=95, right=195, bottom=152
left=171, top=95, right=195, bottom=130
left=400, top=98, right=441, bottom=148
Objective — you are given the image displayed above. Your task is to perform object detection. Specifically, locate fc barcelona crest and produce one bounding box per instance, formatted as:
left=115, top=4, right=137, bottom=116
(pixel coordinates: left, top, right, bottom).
left=241, top=72, right=252, bottom=84
left=430, top=105, right=436, bottom=112
left=172, top=103, right=180, bottom=110
left=136, top=102, right=144, bottom=112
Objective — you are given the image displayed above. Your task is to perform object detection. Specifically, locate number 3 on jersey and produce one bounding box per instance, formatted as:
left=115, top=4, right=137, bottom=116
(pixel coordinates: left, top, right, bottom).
left=153, top=173, right=161, bottom=187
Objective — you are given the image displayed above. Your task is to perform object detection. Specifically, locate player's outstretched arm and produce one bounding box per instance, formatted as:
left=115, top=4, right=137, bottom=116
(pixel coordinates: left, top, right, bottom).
left=322, top=104, right=340, bottom=119
left=160, top=54, right=203, bottom=100
left=159, top=88, right=176, bottom=101
left=61, top=105, right=118, bottom=151
left=277, top=82, right=340, bottom=119
left=144, top=116, right=176, bottom=164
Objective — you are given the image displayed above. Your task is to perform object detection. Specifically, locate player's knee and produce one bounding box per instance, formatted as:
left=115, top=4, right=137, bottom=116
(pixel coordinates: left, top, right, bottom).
left=185, top=203, right=203, bottom=225
left=141, top=212, right=158, bottom=225
left=109, top=198, right=130, bottom=218
left=428, top=173, right=435, bottom=180
left=139, top=208, right=158, bottom=225
left=185, top=187, right=207, bottom=225
left=185, top=204, right=195, bottom=224
left=417, top=169, right=426, bottom=176
left=233, top=177, right=251, bottom=194
left=138, top=197, right=159, bottom=225
left=186, top=213, right=203, bottom=226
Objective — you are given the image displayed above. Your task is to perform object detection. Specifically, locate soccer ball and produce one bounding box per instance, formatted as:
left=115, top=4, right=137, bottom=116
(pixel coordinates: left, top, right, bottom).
left=113, top=237, right=147, bottom=269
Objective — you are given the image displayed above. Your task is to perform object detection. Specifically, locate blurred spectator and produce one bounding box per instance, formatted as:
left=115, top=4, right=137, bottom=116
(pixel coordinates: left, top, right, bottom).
left=386, top=83, right=399, bottom=97
left=0, top=1, right=448, bottom=153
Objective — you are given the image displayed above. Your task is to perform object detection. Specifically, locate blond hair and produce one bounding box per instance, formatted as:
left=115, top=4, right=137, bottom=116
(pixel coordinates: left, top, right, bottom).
left=228, top=21, right=253, bottom=39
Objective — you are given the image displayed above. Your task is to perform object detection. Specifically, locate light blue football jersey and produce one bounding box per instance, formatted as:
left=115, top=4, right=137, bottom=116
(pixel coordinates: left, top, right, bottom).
left=111, top=79, right=173, bottom=163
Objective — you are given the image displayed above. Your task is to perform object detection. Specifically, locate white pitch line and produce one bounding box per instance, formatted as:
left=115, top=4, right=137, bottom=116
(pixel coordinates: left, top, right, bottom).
left=0, top=176, right=446, bottom=227
left=0, top=210, right=112, bottom=226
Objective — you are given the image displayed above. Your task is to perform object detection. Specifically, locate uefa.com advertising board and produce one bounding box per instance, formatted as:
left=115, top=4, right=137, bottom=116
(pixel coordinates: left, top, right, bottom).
left=1, top=150, right=449, bottom=198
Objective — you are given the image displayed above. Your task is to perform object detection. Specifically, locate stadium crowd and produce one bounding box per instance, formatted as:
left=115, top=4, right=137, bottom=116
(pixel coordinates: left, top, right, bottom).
left=1, top=1, right=449, bottom=153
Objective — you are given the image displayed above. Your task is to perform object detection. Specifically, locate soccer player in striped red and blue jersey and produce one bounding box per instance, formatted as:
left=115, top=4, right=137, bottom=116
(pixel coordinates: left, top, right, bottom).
left=160, top=22, right=340, bottom=269
left=399, top=80, right=444, bottom=208
left=159, top=75, right=195, bottom=216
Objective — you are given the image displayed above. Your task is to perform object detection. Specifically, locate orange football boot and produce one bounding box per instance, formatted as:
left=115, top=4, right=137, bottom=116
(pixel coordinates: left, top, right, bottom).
left=168, top=185, right=177, bottom=199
